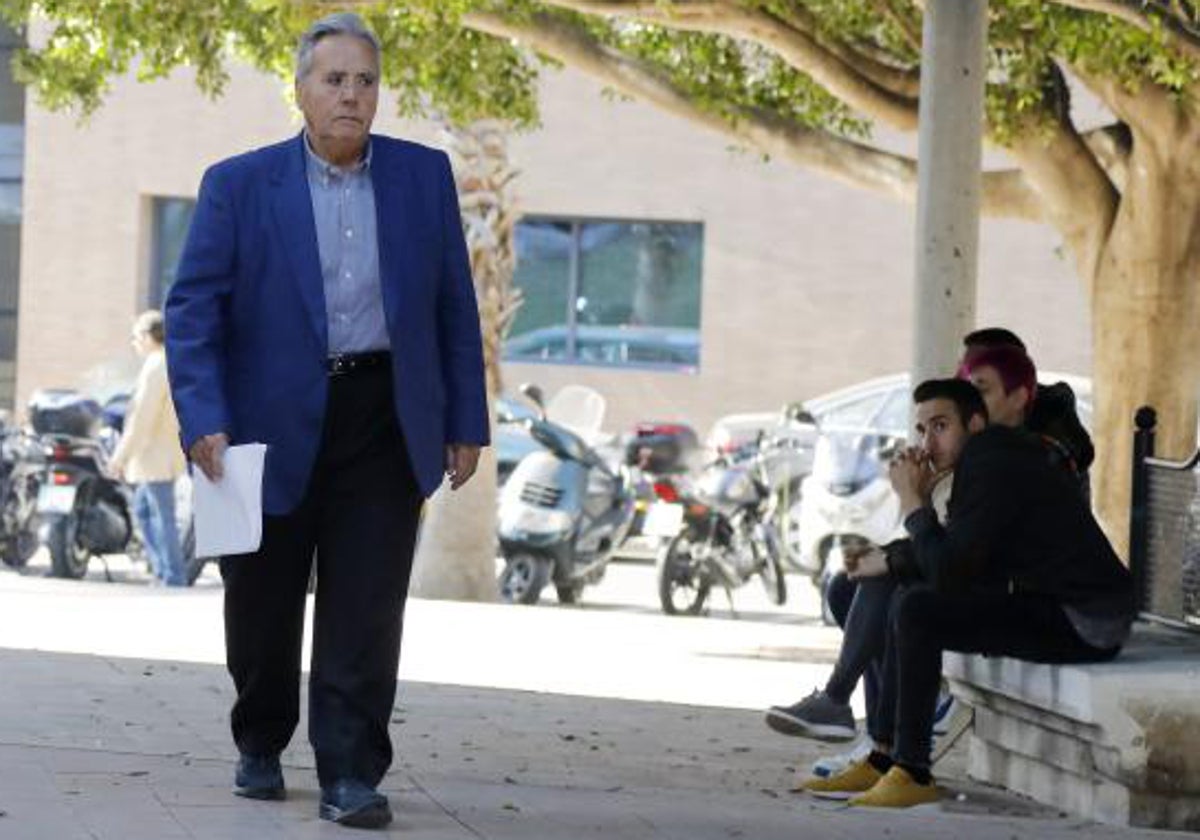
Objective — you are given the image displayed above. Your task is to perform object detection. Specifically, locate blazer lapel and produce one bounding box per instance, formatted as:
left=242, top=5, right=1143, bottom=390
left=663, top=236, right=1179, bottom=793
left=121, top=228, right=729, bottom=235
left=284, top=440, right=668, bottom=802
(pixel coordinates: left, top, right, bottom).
left=271, top=134, right=328, bottom=352
left=371, top=139, right=413, bottom=339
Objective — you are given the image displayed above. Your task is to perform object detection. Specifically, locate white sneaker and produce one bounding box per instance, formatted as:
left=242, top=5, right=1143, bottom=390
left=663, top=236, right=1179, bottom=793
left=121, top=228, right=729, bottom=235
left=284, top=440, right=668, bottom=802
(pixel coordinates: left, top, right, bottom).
left=932, top=690, right=955, bottom=735
left=808, top=735, right=872, bottom=779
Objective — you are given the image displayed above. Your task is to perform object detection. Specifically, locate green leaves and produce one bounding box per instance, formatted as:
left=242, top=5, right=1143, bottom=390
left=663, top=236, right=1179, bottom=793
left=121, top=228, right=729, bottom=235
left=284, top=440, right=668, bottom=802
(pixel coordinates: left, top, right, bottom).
left=0, top=0, right=1195, bottom=137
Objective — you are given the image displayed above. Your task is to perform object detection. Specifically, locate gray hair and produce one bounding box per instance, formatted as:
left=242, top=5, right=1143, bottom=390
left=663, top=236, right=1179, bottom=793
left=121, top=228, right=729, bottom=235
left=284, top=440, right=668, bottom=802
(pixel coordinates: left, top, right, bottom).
left=295, top=12, right=381, bottom=82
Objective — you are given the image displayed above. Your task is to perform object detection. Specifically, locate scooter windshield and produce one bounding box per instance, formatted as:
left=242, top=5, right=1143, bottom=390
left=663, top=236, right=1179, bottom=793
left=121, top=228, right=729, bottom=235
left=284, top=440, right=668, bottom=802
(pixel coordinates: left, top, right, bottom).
left=810, top=430, right=889, bottom=497
left=528, top=419, right=594, bottom=466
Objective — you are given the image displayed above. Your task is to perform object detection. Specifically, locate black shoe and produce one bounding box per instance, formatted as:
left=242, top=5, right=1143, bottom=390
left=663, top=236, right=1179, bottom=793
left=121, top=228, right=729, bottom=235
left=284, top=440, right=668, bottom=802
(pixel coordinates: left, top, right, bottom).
left=233, top=753, right=285, bottom=801
left=319, top=780, right=392, bottom=829
left=765, top=689, right=857, bottom=742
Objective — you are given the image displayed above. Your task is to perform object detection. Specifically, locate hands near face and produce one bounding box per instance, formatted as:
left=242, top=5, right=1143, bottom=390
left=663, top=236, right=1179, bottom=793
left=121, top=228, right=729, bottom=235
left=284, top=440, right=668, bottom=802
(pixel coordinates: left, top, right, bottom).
left=887, top=446, right=938, bottom=517
left=843, top=544, right=889, bottom=580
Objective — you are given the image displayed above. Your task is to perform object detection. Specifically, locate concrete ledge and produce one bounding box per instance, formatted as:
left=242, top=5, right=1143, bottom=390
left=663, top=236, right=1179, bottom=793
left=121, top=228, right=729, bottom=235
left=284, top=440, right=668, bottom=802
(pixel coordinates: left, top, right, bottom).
left=945, top=623, right=1200, bottom=830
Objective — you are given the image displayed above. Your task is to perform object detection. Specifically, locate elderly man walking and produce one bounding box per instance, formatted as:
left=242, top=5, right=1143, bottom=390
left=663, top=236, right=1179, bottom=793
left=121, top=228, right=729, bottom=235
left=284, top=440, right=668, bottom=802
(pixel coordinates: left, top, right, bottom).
left=166, top=12, right=489, bottom=829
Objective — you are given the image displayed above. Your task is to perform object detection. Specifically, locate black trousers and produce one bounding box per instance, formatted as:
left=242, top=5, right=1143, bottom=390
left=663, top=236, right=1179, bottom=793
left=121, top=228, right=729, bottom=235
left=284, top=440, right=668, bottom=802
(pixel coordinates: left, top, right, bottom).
left=823, top=572, right=893, bottom=734
left=219, top=366, right=423, bottom=788
left=871, top=586, right=1119, bottom=769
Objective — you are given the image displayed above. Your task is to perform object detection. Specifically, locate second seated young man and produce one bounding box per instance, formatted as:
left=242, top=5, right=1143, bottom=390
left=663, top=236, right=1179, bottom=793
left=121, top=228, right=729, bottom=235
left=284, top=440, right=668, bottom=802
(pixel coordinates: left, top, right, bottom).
left=165, top=12, right=488, bottom=830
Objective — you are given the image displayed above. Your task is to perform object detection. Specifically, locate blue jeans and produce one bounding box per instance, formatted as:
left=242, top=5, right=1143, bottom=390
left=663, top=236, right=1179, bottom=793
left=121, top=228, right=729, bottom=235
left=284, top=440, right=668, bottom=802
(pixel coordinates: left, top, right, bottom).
left=134, top=481, right=186, bottom=586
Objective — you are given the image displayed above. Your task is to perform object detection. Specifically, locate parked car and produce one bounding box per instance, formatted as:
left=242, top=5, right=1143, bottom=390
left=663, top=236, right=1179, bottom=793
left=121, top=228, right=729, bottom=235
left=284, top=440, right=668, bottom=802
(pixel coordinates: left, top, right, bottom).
left=504, top=325, right=700, bottom=372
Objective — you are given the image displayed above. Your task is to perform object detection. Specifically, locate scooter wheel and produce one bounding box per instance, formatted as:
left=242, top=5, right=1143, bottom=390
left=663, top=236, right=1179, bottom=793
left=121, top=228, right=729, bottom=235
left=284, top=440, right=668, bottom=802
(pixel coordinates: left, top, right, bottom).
left=498, top=554, right=551, bottom=605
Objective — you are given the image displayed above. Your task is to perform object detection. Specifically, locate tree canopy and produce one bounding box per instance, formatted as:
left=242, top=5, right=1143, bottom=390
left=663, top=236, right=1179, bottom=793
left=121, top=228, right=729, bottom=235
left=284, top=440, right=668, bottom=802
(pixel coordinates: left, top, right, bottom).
left=3, top=1, right=1197, bottom=226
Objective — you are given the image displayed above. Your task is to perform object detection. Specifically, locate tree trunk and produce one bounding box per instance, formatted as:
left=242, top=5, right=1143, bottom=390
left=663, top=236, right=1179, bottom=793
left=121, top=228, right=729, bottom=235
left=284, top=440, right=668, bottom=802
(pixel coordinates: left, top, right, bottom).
left=1088, top=142, right=1200, bottom=558
left=408, top=443, right=500, bottom=600
left=409, top=120, right=521, bottom=601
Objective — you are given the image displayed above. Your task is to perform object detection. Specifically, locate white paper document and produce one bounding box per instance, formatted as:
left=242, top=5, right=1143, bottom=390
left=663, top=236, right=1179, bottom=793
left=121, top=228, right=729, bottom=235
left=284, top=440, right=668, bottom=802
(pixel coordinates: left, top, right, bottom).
left=192, top=443, right=267, bottom=558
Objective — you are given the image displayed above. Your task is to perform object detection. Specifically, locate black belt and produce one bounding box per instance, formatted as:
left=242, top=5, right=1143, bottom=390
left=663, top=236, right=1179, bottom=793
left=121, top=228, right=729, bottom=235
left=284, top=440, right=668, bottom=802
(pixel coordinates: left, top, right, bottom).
left=326, top=350, right=391, bottom=376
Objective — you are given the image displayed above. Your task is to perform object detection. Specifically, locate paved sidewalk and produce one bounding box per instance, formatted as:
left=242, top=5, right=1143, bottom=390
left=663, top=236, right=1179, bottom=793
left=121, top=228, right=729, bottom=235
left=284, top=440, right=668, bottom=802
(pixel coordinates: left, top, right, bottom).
left=0, top=646, right=1189, bottom=840
left=0, top=565, right=1192, bottom=838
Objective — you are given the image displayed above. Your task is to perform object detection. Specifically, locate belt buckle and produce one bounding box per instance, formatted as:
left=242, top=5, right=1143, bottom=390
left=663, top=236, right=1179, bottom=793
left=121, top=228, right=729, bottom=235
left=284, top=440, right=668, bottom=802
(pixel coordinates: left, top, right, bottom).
left=329, top=355, right=349, bottom=376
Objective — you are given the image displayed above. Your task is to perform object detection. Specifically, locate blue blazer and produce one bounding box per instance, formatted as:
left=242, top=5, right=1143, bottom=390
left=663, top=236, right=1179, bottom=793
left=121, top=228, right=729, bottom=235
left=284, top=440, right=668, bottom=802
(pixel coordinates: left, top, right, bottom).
left=165, top=133, right=489, bottom=514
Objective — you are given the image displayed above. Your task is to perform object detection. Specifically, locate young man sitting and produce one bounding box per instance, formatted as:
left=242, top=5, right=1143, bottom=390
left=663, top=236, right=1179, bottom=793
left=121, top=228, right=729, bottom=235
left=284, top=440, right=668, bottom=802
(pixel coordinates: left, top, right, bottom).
left=789, top=379, right=981, bottom=794
left=805, top=376, right=1134, bottom=807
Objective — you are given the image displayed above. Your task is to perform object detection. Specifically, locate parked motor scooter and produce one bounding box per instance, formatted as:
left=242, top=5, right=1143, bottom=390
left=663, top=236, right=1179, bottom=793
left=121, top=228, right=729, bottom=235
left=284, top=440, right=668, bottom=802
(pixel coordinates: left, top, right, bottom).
left=793, top=426, right=905, bottom=623
left=618, top=421, right=699, bottom=558
left=496, top=384, right=636, bottom=605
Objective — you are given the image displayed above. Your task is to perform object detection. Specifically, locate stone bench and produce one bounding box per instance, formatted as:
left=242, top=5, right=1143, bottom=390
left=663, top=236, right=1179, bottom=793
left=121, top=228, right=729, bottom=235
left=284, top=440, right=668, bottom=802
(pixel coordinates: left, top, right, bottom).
left=945, top=626, right=1200, bottom=829
left=945, top=406, right=1200, bottom=830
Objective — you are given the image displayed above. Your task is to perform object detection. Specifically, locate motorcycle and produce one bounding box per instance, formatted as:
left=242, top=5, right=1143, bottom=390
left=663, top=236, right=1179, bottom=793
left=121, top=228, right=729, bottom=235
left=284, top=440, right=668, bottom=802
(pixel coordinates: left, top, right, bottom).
left=0, top=426, right=46, bottom=569
left=496, top=384, right=636, bottom=605
left=30, top=389, right=199, bottom=582
left=792, top=426, right=905, bottom=622
left=645, top=434, right=789, bottom=616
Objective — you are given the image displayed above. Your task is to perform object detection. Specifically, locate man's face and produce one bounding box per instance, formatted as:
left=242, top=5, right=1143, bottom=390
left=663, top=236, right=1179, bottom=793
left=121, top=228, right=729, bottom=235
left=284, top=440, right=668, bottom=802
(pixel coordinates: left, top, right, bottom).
left=915, top=397, right=977, bottom=472
left=967, top=364, right=1028, bottom=428
left=295, top=34, right=379, bottom=157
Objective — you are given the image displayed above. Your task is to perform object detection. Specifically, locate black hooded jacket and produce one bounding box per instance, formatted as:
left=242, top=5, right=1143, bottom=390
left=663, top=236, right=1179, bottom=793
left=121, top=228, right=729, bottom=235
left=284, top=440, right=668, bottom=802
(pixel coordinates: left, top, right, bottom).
left=888, top=425, right=1134, bottom=648
left=1028, top=381, right=1094, bottom=475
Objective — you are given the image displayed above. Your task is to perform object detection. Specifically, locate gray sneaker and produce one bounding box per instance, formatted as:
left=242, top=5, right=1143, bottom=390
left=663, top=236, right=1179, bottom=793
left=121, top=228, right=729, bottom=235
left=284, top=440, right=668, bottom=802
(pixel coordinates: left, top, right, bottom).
left=765, top=690, right=856, bottom=742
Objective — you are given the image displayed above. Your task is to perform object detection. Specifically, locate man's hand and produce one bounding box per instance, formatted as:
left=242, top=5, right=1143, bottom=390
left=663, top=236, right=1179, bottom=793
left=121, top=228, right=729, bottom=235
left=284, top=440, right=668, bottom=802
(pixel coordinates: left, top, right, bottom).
left=845, top=546, right=889, bottom=580
left=888, top=446, right=930, bottom=518
left=446, top=443, right=481, bottom=491
left=189, top=433, right=230, bottom=482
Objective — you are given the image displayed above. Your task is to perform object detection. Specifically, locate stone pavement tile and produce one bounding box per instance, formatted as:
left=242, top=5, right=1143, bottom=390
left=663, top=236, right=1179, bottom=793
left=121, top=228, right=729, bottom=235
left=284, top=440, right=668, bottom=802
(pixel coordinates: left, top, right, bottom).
left=0, top=752, right=58, bottom=799
left=410, top=775, right=1195, bottom=840
left=164, top=780, right=480, bottom=840
left=0, top=795, right=96, bottom=840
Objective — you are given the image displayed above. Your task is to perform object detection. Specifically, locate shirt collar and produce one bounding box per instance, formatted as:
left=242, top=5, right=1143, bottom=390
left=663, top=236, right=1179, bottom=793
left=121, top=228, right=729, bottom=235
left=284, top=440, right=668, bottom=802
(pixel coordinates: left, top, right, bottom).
left=303, top=131, right=372, bottom=184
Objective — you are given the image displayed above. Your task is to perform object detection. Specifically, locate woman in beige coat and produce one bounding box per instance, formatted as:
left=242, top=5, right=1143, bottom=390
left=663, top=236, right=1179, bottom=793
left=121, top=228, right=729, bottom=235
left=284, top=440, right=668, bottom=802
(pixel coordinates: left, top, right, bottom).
left=109, top=311, right=188, bottom=585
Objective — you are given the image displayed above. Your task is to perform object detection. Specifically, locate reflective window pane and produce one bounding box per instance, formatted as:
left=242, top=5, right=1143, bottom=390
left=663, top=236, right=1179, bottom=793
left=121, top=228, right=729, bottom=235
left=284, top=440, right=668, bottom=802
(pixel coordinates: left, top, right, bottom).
left=151, top=197, right=196, bottom=307
left=505, top=216, right=703, bottom=373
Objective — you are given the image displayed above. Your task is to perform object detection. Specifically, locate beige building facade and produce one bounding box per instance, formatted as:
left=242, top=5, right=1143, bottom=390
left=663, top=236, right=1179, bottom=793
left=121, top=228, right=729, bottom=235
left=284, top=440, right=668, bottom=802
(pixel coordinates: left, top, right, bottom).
left=17, top=61, right=1093, bottom=434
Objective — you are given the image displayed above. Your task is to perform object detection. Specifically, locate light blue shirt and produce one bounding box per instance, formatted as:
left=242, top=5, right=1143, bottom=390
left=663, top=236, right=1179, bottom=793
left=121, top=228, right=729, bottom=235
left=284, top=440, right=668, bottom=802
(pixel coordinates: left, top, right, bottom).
left=303, top=135, right=390, bottom=355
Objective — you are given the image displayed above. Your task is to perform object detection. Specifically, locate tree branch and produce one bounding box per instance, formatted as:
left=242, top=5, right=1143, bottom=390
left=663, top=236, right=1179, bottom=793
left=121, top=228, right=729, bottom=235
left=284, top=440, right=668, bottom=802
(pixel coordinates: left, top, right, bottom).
left=1066, top=60, right=1189, bottom=155
left=535, top=0, right=922, bottom=129
left=462, top=8, right=1039, bottom=219
left=876, top=0, right=924, bottom=53
left=1049, top=0, right=1200, bottom=63
left=1005, top=108, right=1119, bottom=289
left=1081, top=122, right=1132, bottom=191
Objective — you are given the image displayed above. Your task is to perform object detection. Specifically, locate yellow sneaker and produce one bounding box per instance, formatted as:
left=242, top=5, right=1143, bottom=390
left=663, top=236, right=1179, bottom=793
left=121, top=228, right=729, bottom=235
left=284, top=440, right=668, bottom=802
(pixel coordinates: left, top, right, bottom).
left=795, top=758, right=882, bottom=799
left=848, top=766, right=939, bottom=808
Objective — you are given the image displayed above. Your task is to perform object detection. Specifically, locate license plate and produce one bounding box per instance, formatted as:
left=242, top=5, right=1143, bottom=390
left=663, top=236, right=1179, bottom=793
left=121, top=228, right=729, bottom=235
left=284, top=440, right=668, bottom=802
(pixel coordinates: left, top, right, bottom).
left=642, top=502, right=684, bottom=537
left=37, top=485, right=77, bottom=514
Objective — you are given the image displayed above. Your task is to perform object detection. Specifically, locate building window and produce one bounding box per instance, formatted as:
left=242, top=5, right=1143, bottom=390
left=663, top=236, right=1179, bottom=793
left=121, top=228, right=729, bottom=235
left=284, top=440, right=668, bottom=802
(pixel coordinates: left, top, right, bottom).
left=505, top=217, right=703, bottom=372
left=149, top=197, right=196, bottom=307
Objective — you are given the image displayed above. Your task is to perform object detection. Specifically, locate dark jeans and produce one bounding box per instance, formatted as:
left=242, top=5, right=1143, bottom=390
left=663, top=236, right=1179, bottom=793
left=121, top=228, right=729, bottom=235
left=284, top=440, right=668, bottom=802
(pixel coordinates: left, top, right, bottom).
left=872, top=586, right=1119, bottom=769
left=824, top=572, right=895, bottom=736
left=219, top=366, right=423, bottom=788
